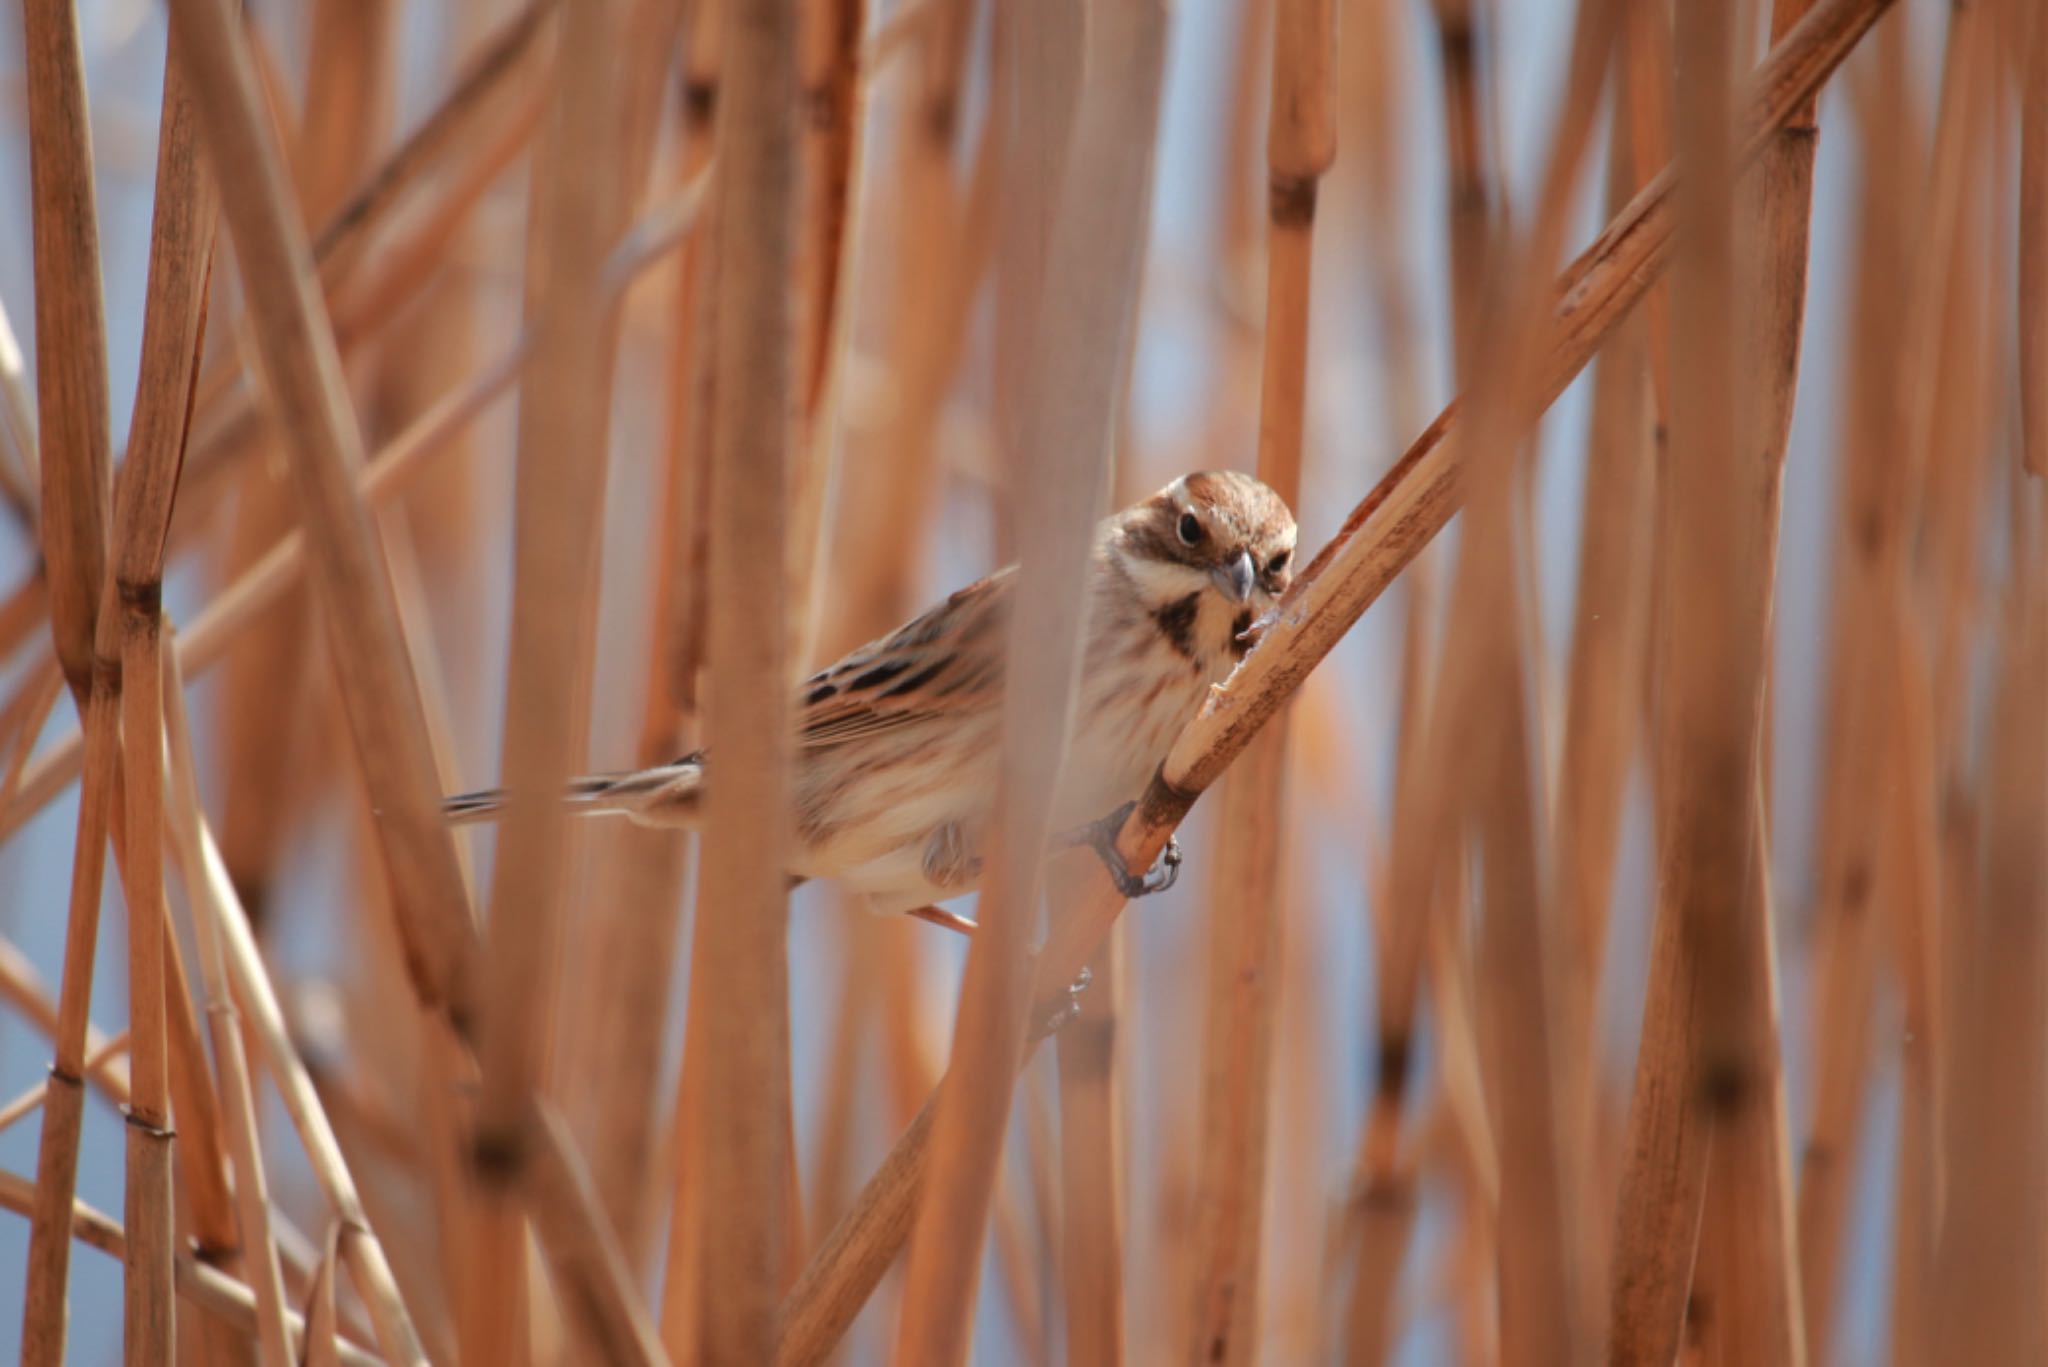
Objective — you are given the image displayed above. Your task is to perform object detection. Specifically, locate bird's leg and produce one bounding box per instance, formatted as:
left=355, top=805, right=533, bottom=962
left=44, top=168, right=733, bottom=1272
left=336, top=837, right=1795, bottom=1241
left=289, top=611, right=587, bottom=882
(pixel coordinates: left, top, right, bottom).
left=1031, top=965, right=1094, bottom=1042
left=1058, top=800, right=1182, bottom=898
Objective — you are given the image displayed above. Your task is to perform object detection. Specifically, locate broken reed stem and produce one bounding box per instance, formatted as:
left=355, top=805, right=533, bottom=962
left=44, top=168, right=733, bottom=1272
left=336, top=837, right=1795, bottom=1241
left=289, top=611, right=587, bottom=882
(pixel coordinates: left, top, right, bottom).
left=891, top=1, right=1168, bottom=1358
left=162, top=643, right=294, bottom=1367
left=1186, top=0, right=1331, bottom=1360
left=21, top=0, right=113, bottom=701
left=466, top=0, right=632, bottom=1355
left=673, top=0, right=801, bottom=1359
left=168, top=0, right=480, bottom=1023
left=0, top=1173, right=384, bottom=1367
left=159, top=739, right=430, bottom=1366
left=771, top=2, right=1896, bottom=1355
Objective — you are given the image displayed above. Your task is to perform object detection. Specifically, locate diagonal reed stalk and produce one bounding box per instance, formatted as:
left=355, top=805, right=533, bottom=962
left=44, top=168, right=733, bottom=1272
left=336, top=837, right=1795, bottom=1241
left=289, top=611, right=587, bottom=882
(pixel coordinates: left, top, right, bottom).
left=166, top=0, right=481, bottom=1021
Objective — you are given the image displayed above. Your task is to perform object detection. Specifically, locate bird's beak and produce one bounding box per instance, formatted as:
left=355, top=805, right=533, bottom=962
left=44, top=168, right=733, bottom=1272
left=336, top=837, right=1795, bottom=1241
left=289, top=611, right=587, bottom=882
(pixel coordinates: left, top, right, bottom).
left=1212, top=549, right=1255, bottom=604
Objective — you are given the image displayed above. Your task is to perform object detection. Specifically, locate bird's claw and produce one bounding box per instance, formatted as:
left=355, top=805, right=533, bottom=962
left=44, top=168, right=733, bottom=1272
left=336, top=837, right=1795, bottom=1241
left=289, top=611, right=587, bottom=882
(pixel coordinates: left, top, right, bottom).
left=1070, top=801, right=1182, bottom=898
left=1033, top=966, right=1093, bottom=1041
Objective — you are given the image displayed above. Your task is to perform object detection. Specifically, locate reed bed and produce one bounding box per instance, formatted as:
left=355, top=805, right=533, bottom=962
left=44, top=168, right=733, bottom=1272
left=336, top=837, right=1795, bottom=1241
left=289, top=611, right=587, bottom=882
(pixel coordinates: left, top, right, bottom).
left=0, top=0, right=2040, bottom=1361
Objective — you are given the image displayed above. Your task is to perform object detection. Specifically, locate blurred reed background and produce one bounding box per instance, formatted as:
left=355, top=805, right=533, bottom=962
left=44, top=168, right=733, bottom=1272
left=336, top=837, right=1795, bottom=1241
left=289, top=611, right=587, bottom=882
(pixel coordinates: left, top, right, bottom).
left=0, top=0, right=2037, bottom=1361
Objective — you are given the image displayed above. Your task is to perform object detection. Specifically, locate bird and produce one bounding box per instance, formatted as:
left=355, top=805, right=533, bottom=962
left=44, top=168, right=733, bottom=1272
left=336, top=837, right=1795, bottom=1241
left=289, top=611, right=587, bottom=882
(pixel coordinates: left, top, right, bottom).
left=445, top=470, right=1297, bottom=928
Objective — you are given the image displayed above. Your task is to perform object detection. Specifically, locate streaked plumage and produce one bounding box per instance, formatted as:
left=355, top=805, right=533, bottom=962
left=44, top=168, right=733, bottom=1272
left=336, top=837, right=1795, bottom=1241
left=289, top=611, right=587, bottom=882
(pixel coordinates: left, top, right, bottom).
left=446, top=471, right=1297, bottom=915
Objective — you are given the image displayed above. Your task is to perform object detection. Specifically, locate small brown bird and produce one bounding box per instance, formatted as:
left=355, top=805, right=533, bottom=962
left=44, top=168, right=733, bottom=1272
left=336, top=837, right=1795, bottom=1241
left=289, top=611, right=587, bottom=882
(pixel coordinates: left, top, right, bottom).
left=446, top=471, right=1296, bottom=922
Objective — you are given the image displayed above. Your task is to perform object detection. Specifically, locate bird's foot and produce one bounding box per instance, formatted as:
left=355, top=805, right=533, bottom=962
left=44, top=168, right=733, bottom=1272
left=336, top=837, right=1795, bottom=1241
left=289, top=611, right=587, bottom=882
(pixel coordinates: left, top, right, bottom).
left=1032, top=966, right=1093, bottom=1041
left=1062, top=801, right=1182, bottom=898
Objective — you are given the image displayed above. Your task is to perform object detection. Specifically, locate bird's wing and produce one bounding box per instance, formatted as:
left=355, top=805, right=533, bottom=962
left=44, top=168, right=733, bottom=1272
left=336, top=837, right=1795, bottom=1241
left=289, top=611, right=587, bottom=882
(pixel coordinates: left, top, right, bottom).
left=796, top=567, right=1014, bottom=747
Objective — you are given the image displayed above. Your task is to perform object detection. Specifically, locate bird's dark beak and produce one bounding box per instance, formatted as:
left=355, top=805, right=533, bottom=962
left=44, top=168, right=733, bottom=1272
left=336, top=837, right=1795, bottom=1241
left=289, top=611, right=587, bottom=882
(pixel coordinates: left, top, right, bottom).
left=1212, top=549, right=1255, bottom=604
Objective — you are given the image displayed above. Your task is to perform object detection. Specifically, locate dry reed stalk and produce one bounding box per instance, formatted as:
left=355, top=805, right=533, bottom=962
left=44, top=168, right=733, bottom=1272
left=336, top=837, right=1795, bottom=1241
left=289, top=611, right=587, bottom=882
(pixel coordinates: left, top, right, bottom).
left=1797, top=10, right=1980, bottom=1350
left=1675, top=0, right=1828, bottom=1350
left=1418, top=10, right=1628, bottom=1359
left=309, top=0, right=556, bottom=277
left=2025, top=0, right=2048, bottom=477
left=1935, top=506, right=2048, bottom=1360
left=1880, top=607, right=1945, bottom=1366
left=1185, top=0, right=1331, bottom=1359
left=20, top=510, right=120, bottom=1367
left=774, top=5, right=1897, bottom=1353
left=519, top=1103, right=669, bottom=1364
left=0, top=1174, right=384, bottom=1367
left=785, top=0, right=870, bottom=673
left=575, top=10, right=725, bottom=1283
left=103, top=34, right=220, bottom=1356
left=668, top=0, right=802, bottom=1358
left=1430, top=0, right=1489, bottom=371
left=798, top=0, right=866, bottom=416
left=1607, top=0, right=1799, bottom=1358
left=0, top=573, right=52, bottom=669
left=303, top=1225, right=341, bottom=1367
left=815, top=0, right=980, bottom=662
left=1056, top=927, right=1127, bottom=1367
left=168, top=0, right=485, bottom=1022
left=20, top=0, right=112, bottom=701
left=216, top=0, right=400, bottom=913
left=892, top=2, right=1168, bottom=1358
left=1548, top=10, right=1660, bottom=1329
left=0, top=661, right=63, bottom=802
left=539, top=0, right=703, bottom=1273
left=160, top=755, right=429, bottom=1365
left=464, top=0, right=633, bottom=1352
left=162, top=644, right=295, bottom=1367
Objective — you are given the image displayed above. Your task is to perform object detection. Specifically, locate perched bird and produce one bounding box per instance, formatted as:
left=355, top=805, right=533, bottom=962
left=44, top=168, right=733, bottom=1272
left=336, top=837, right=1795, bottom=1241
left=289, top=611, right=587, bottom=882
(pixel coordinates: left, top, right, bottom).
left=446, top=471, right=1297, bottom=925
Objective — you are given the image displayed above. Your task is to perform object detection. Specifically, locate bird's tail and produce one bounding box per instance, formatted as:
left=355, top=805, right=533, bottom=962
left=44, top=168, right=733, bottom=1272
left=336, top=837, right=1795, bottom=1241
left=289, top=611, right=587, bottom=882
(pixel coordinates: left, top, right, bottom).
left=443, top=752, right=706, bottom=829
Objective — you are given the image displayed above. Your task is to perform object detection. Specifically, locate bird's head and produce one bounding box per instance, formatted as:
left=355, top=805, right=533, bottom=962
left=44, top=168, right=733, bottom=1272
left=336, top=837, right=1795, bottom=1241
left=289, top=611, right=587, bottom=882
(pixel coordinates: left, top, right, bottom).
left=1109, top=471, right=1298, bottom=633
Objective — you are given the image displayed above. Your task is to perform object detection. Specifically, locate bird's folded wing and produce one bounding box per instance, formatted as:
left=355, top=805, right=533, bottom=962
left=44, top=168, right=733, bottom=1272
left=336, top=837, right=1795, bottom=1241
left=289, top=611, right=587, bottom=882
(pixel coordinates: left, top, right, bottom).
left=796, top=567, right=1013, bottom=746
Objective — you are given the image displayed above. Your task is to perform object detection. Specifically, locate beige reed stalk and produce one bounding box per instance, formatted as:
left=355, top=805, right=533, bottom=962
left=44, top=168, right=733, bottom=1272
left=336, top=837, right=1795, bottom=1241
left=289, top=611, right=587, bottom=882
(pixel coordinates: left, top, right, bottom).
left=772, top=3, right=1897, bottom=1357
left=104, top=30, right=220, bottom=1357
left=1546, top=4, right=1663, bottom=1332
left=1606, top=0, right=1807, bottom=1357
left=14, top=0, right=116, bottom=1346
left=464, top=0, right=633, bottom=1354
left=19, top=0, right=111, bottom=704
left=1186, top=0, right=1332, bottom=1361
left=1683, top=0, right=1827, bottom=1352
left=673, top=0, right=803, bottom=1359
left=0, top=1172, right=383, bottom=1367
left=166, top=0, right=480, bottom=1020
left=893, top=0, right=1165, bottom=1354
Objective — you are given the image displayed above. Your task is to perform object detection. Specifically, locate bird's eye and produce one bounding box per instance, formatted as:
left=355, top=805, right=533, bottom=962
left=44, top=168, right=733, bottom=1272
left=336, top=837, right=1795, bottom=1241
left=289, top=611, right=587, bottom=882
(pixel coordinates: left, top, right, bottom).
left=1177, top=511, right=1204, bottom=545
left=1267, top=549, right=1291, bottom=574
